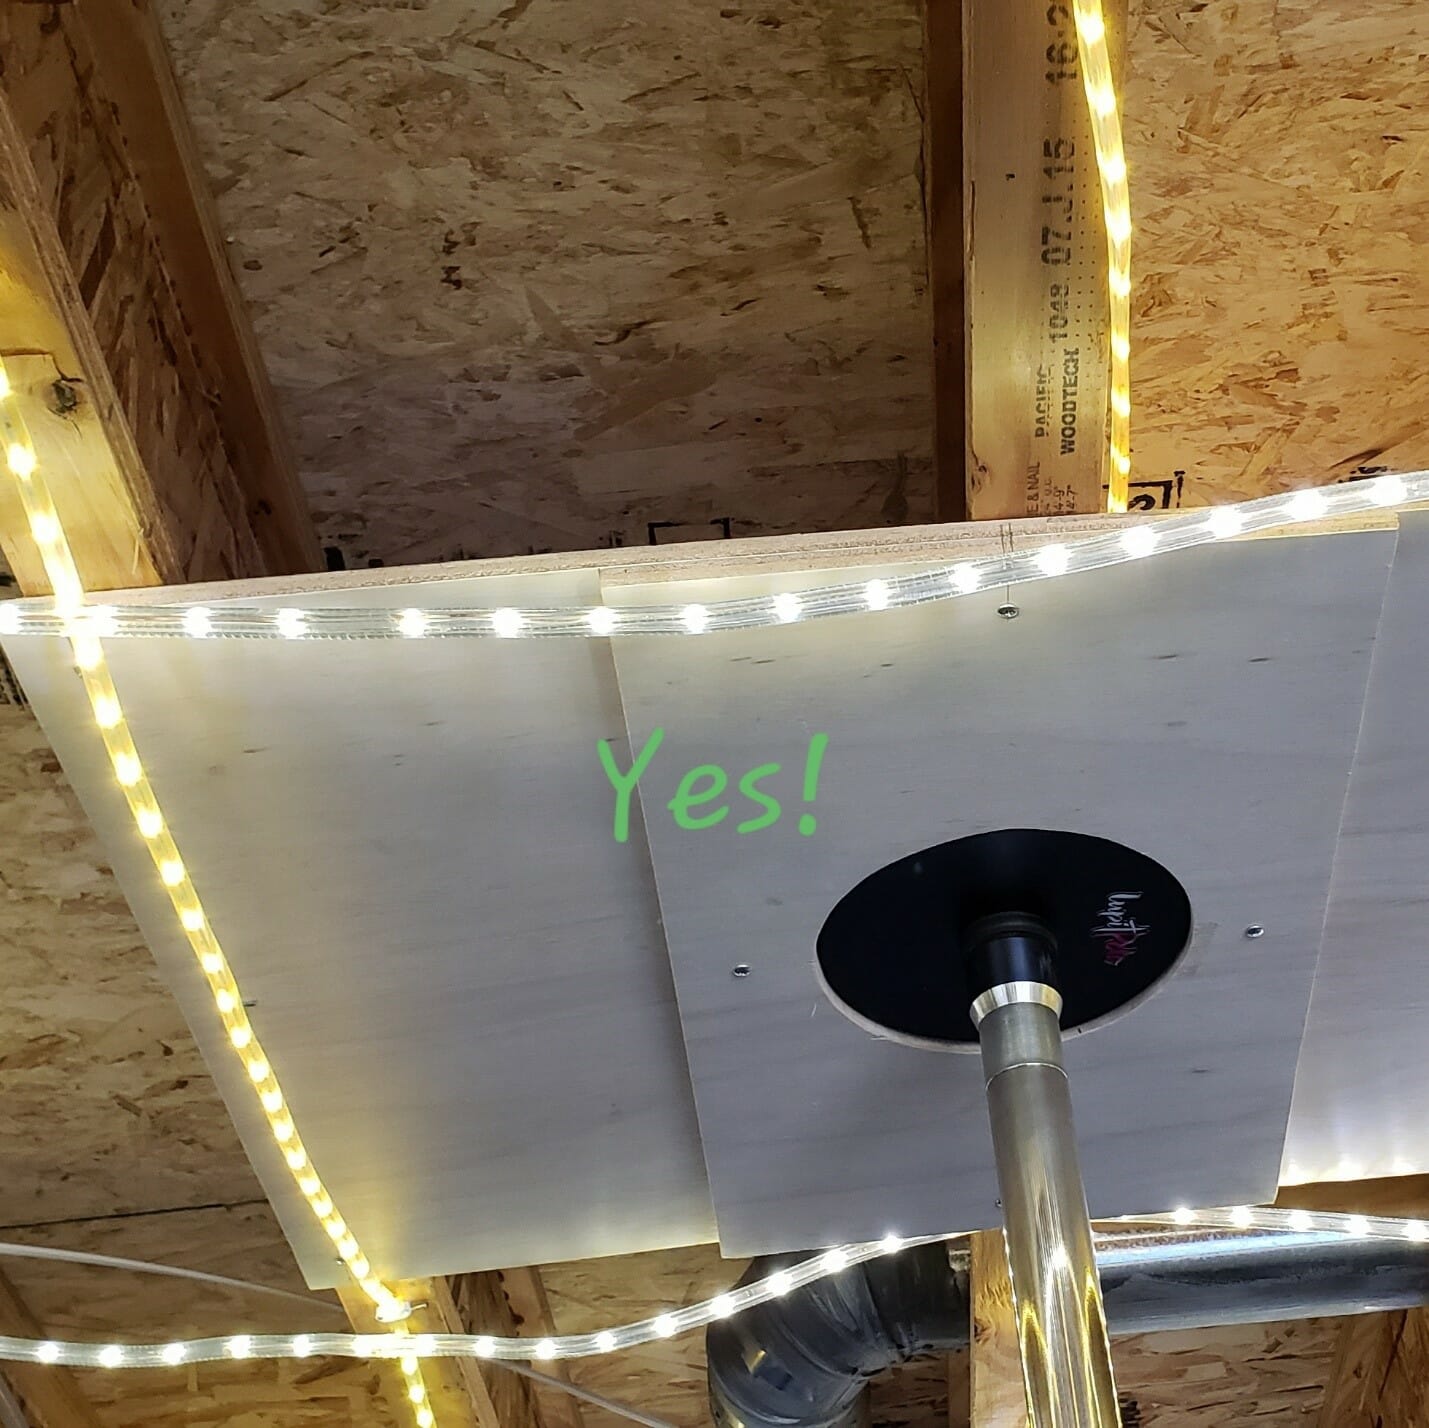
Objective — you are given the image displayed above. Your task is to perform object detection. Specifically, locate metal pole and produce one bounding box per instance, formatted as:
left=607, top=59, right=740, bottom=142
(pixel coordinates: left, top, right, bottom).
left=974, top=973, right=1121, bottom=1428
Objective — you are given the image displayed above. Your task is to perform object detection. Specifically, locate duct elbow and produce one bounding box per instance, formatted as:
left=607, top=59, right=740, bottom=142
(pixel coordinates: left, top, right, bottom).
left=707, top=1245, right=971, bottom=1428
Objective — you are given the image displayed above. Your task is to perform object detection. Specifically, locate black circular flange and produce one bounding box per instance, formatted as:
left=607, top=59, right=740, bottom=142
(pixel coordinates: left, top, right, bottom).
left=816, top=828, right=1193, bottom=1049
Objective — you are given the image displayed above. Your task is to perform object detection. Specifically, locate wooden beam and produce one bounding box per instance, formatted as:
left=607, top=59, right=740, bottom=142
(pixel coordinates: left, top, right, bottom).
left=1277, top=1176, right=1429, bottom=1427
left=1313, top=1310, right=1398, bottom=1428
left=0, top=2, right=318, bottom=594
left=339, top=1279, right=495, bottom=1428
left=962, top=0, right=1128, bottom=520
left=968, top=1231, right=1028, bottom=1428
left=0, top=1266, right=104, bottom=1428
left=923, top=0, right=966, bottom=523
left=446, top=1269, right=551, bottom=1428
left=495, top=1268, right=585, bottom=1428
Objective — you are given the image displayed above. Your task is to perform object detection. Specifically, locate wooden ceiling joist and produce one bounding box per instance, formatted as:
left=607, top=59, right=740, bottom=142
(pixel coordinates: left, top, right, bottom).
left=0, top=17, right=532, bottom=1428
left=967, top=1231, right=1028, bottom=1427
left=956, top=0, right=1128, bottom=520
left=0, top=1266, right=103, bottom=1428
left=1278, top=1176, right=1429, bottom=1428
left=0, top=1, right=318, bottom=595
left=495, top=1268, right=586, bottom=1428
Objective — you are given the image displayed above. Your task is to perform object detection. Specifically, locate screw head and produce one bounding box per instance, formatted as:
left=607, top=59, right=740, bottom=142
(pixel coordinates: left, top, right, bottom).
left=732, top=963, right=752, bottom=979
left=997, top=603, right=1020, bottom=620
left=1243, top=924, right=1265, bottom=940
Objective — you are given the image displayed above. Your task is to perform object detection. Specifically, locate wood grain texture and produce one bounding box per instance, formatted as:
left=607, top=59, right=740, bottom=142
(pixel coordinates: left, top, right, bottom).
left=340, top=1280, right=485, bottom=1428
left=1112, top=1318, right=1341, bottom=1427
left=1313, top=1311, right=1391, bottom=1428
left=1126, top=1, right=1429, bottom=503
left=537, top=1243, right=740, bottom=1428
left=969, top=1232, right=1028, bottom=1428
left=144, top=0, right=1429, bottom=561
left=0, top=3, right=316, bottom=589
left=963, top=0, right=1123, bottom=518
left=1279, top=1175, right=1429, bottom=1428
left=445, top=1272, right=543, bottom=1428
left=922, top=0, right=964, bottom=523
left=0, top=700, right=262, bottom=1227
left=0, top=1202, right=399, bottom=1428
left=609, top=532, right=1391, bottom=1253
left=154, top=0, right=935, bottom=568
left=498, top=1269, right=585, bottom=1428
left=0, top=1265, right=104, bottom=1428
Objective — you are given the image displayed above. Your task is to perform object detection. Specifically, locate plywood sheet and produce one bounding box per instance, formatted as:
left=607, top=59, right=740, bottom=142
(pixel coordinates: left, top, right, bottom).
left=3, top=569, right=713, bottom=1287
left=0, top=525, right=1400, bottom=1285
left=1284, top=512, right=1429, bottom=1185
left=608, top=534, right=1391, bottom=1254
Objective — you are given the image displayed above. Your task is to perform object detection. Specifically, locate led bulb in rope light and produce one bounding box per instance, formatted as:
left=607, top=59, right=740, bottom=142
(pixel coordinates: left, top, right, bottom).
left=0, top=1206, right=1421, bottom=1371
left=1, top=472, right=1423, bottom=644
left=1071, top=0, right=1133, bottom=513
left=0, top=359, right=432, bottom=1423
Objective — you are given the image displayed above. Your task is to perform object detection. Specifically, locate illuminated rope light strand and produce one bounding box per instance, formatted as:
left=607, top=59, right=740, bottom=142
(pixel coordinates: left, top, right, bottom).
left=0, top=1207, right=1421, bottom=1370
left=0, top=362, right=436, bottom=1427
left=0, top=473, right=1420, bottom=644
left=1071, top=0, right=1133, bottom=513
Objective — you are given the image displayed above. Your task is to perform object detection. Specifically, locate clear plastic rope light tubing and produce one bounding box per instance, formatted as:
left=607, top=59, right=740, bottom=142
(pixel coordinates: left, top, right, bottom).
left=0, top=473, right=1422, bottom=645
left=1070, top=0, right=1133, bottom=513
left=0, top=1208, right=1421, bottom=1371
left=0, top=357, right=439, bottom=1428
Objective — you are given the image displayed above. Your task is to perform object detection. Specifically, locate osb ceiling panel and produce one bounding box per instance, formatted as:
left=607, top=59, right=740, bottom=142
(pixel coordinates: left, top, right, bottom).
left=1127, top=1, right=1429, bottom=504
left=157, top=2, right=1427, bottom=560
left=0, top=700, right=263, bottom=1228
left=155, top=0, right=934, bottom=567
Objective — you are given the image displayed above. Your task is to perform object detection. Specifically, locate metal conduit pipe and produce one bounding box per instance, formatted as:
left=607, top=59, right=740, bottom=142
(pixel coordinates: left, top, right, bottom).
left=707, top=1230, right=1429, bottom=1428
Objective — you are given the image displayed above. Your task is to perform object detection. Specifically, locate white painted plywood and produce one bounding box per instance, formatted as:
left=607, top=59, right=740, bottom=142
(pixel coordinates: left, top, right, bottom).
left=3, top=571, right=714, bottom=1286
left=1285, top=513, right=1429, bottom=1186
left=609, top=534, right=1393, bottom=1256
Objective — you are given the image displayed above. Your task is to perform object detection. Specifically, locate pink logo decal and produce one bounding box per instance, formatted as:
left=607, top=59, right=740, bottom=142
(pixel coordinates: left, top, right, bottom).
left=1093, top=892, right=1149, bottom=966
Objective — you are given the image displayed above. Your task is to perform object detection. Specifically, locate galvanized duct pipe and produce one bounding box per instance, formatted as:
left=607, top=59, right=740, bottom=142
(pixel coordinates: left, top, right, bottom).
left=707, top=1230, right=1429, bottom=1428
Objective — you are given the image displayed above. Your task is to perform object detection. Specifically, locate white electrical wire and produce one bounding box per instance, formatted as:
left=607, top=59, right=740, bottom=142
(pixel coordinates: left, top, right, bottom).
left=500, top=1361, right=681, bottom=1428
left=0, top=1207, right=1421, bottom=1370
left=0, top=474, right=1419, bottom=646
left=0, top=1242, right=342, bottom=1312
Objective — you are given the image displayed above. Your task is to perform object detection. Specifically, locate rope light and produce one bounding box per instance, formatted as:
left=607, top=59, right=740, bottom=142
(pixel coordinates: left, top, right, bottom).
left=1, top=473, right=1420, bottom=645
left=1071, top=0, right=1133, bottom=512
left=0, top=360, right=436, bottom=1427
left=0, top=1207, right=1419, bottom=1371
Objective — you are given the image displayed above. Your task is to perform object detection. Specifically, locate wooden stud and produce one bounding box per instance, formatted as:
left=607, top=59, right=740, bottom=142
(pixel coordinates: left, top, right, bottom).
left=969, top=1231, right=1029, bottom=1428
left=923, top=0, right=966, bottom=523
left=339, top=1279, right=490, bottom=1428
left=0, top=3, right=319, bottom=593
left=447, top=1271, right=546, bottom=1428
left=1278, top=1176, right=1429, bottom=1426
left=497, top=1268, right=586, bottom=1428
left=962, top=0, right=1128, bottom=519
left=0, top=1265, right=104, bottom=1428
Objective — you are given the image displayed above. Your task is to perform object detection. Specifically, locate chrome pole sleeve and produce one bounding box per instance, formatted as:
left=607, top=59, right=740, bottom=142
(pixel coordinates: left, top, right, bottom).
left=976, top=985, right=1121, bottom=1428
